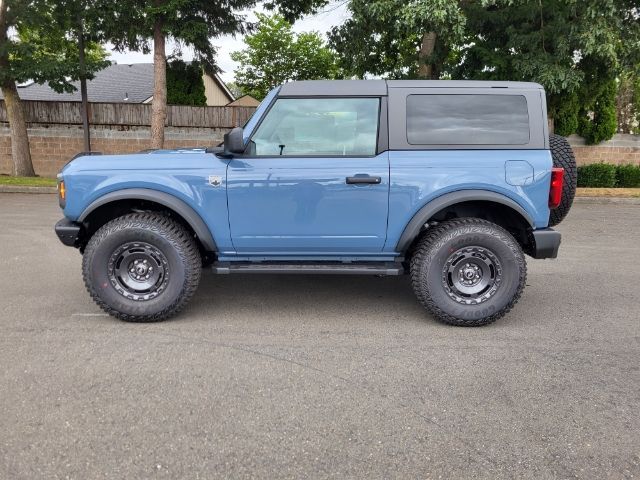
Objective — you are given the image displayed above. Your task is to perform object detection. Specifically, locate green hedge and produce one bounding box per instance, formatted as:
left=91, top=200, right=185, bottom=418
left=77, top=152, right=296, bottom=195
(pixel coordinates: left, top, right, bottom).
left=616, top=164, right=640, bottom=188
left=577, top=163, right=640, bottom=188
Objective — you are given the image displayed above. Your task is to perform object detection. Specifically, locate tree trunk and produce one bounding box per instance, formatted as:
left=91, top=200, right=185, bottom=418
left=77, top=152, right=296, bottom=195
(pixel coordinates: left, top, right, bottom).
left=0, top=0, right=35, bottom=176
left=150, top=16, right=166, bottom=150
left=418, top=32, right=438, bottom=79
left=1, top=83, right=35, bottom=177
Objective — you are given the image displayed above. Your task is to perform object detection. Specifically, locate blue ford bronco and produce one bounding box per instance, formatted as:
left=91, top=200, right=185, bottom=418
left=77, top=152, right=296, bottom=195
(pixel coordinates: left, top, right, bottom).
left=55, top=80, right=577, bottom=326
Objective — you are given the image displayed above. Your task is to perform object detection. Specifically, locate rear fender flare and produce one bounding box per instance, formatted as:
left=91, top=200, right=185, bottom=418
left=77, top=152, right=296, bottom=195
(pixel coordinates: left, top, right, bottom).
left=396, top=190, right=534, bottom=252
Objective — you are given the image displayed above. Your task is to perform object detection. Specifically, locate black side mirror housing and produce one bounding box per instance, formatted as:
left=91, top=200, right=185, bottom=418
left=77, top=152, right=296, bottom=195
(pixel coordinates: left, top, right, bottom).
left=223, top=127, right=245, bottom=156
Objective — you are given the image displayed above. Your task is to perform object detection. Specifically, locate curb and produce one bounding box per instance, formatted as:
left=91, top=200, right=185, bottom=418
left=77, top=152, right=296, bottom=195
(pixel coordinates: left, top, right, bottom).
left=574, top=196, right=640, bottom=205
left=0, top=185, right=57, bottom=194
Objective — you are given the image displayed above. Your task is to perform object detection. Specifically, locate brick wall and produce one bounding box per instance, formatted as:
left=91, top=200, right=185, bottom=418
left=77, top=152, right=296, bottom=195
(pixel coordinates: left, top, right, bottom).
left=568, top=134, right=640, bottom=166
left=1, top=124, right=638, bottom=178
left=0, top=124, right=228, bottom=177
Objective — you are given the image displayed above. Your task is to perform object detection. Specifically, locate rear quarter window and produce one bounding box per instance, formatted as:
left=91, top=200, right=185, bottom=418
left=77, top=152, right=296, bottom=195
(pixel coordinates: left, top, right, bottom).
left=406, top=94, right=530, bottom=145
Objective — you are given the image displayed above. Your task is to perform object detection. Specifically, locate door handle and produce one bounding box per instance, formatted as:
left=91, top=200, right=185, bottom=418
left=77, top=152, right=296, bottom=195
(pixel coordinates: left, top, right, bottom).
left=346, top=175, right=382, bottom=185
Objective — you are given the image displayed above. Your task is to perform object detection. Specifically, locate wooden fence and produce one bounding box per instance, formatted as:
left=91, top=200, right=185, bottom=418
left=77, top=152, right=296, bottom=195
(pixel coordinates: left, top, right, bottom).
left=0, top=100, right=256, bottom=128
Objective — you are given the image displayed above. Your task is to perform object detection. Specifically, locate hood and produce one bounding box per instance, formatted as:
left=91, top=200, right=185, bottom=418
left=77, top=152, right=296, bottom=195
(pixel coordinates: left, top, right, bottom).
left=60, top=147, right=225, bottom=175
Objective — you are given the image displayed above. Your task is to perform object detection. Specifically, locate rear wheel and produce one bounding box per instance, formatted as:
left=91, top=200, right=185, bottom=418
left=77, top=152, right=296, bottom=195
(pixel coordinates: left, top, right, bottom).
left=82, top=213, right=201, bottom=322
left=549, top=134, right=577, bottom=226
left=410, top=218, right=526, bottom=327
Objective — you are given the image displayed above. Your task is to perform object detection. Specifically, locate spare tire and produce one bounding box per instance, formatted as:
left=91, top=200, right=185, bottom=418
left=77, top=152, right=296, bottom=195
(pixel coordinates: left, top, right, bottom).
left=548, top=134, right=577, bottom=226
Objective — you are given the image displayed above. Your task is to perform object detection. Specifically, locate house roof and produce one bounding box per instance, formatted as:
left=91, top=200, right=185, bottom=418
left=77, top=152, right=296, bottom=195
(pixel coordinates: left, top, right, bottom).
left=210, top=73, right=235, bottom=102
left=227, top=94, right=260, bottom=107
left=1, top=63, right=155, bottom=103
left=0, top=62, right=236, bottom=105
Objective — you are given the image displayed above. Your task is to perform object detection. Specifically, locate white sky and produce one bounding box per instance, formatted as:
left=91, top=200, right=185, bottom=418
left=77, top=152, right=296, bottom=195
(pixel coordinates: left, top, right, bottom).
left=107, top=2, right=350, bottom=83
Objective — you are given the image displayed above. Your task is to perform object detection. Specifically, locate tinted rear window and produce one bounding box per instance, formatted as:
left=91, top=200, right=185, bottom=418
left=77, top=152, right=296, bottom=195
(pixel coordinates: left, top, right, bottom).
left=406, top=94, right=530, bottom=145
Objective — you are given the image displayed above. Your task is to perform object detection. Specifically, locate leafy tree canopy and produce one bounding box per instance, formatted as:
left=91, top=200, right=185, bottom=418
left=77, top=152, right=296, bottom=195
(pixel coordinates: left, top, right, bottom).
left=107, top=0, right=329, bottom=73
left=0, top=0, right=109, bottom=91
left=225, top=81, right=245, bottom=99
left=231, top=13, right=339, bottom=100
left=455, top=1, right=639, bottom=94
left=456, top=0, right=639, bottom=142
left=329, top=0, right=466, bottom=79
left=330, top=0, right=640, bottom=143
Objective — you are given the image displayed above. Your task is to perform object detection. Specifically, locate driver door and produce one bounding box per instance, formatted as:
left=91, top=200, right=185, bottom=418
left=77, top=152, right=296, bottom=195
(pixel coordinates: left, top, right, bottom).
left=226, top=96, right=389, bottom=254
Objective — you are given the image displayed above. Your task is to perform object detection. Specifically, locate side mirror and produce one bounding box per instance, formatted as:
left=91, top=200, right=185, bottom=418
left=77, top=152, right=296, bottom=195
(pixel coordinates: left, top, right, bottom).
left=223, top=127, right=245, bottom=156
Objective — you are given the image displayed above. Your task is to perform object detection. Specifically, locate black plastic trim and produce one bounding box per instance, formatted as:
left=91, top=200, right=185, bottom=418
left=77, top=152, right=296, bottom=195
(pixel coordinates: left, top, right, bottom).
left=346, top=176, right=381, bottom=184
left=377, top=96, right=389, bottom=154
left=212, top=261, right=402, bottom=275
left=396, top=190, right=535, bottom=252
left=530, top=228, right=561, bottom=259
left=278, top=80, right=387, bottom=97
left=55, top=218, right=81, bottom=247
left=78, top=188, right=217, bottom=252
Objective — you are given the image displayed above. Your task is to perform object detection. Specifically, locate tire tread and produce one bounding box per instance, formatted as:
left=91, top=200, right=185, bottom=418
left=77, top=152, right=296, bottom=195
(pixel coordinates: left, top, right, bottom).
left=410, top=218, right=527, bottom=327
left=549, top=134, right=577, bottom=226
left=82, top=212, right=201, bottom=322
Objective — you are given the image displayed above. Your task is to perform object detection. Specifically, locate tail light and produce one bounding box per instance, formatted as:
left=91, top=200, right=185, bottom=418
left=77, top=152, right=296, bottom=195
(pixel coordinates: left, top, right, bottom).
left=549, top=167, right=564, bottom=209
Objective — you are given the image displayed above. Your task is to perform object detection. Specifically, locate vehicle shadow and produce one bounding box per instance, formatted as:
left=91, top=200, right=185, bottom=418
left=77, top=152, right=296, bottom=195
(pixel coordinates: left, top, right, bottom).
left=185, top=271, right=433, bottom=326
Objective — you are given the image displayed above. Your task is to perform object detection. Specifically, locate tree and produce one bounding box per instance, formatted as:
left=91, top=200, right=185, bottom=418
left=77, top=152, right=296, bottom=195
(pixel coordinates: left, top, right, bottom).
left=28, top=0, right=115, bottom=153
left=330, top=0, right=639, bottom=143
left=0, top=0, right=108, bottom=176
left=109, top=0, right=327, bottom=149
left=226, top=81, right=245, bottom=99
left=166, top=59, right=206, bottom=106
left=328, top=0, right=466, bottom=79
left=617, top=71, right=640, bottom=134
left=231, top=13, right=338, bottom=100
left=454, top=0, right=640, bottom=143
left=1, top=0, right=34, bottom=176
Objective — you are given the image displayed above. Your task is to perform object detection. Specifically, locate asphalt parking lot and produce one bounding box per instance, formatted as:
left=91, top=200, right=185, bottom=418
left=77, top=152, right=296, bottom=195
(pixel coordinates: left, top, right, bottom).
left=1, top=193, right=639, bottom=479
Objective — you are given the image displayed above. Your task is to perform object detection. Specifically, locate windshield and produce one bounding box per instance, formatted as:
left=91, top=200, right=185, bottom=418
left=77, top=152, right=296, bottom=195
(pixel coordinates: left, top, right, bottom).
left=242, top=86, right=281, bottom=144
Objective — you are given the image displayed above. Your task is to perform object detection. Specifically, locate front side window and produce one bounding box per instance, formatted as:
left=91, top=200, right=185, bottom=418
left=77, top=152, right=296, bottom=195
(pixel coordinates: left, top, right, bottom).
left=249, top=97, right=380, bottom=156
left=406, top=94, right=530, bottom=145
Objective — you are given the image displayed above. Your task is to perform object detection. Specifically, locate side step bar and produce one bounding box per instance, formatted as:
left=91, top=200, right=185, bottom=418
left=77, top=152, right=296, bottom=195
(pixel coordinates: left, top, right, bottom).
left=212, top=262, right=404, bottom=276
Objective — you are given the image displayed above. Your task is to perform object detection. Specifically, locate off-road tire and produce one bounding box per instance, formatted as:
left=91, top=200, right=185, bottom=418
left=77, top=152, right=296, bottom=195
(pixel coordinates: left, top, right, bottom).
left=410, top=218, right=527, bottom=327
left=82, top=213, right=201, bottom=322
left=549, top=134, right=577, bottom=226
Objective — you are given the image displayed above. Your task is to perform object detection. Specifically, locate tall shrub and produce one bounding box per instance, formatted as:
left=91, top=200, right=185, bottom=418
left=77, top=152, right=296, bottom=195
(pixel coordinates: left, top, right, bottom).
left=166, top=60, right=207, bottom=106
left=578, top=80, right=618, bottom=144
left=553, top=92, right=580, bottom=136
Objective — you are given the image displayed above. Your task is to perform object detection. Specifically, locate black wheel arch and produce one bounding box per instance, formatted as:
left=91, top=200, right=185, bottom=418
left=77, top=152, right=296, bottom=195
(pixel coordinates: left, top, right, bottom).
left=78, top=188, right=216, bottom=252
left=396, top=190, right=535, bottom=254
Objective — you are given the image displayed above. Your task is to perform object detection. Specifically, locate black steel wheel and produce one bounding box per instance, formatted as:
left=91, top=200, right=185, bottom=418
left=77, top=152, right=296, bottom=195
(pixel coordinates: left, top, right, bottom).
left=410, top=218, right=527, bottom=327
left=442, top=246, right=502, bottom=306
left=108, top=241, right=170, bottom=302
left=82, top=213, right=201, bottom=322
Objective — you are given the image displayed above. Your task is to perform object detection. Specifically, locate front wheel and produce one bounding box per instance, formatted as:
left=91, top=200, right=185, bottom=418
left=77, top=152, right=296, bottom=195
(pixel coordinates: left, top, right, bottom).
left=410, top=218, right=527, bottom=327
left=82, top=213, right=201, bottom=322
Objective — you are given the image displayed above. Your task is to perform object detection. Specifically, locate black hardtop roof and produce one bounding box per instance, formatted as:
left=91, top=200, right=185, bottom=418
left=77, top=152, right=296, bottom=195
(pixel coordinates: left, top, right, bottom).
left=278, top=79, right=544, bottom=97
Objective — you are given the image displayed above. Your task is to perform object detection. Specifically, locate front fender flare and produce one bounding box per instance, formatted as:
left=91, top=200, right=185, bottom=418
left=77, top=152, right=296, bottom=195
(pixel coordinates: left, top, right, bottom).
left=395, top=190, right=534, bottom=252
left=78, top=188, right=216, bottom=252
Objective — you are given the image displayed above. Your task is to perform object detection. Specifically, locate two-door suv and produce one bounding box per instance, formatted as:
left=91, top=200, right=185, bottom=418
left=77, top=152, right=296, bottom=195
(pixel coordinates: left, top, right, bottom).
left=55, top=80, right=577, bottom=326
